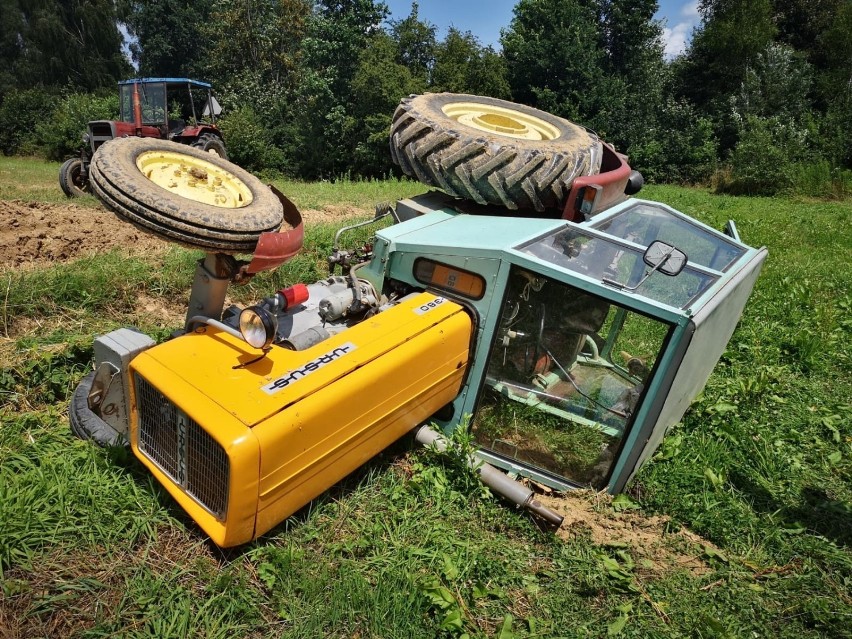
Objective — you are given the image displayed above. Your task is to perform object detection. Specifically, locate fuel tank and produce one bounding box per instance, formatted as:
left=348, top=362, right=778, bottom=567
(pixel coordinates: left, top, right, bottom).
left=128, top=292, right=472, bottom=546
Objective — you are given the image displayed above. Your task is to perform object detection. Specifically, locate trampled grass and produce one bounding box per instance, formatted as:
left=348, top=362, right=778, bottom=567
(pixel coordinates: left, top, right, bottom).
left=0, top=160, right=850, bottom=637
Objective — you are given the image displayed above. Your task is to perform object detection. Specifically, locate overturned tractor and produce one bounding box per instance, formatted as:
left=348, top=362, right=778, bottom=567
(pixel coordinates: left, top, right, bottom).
left=71, top=94, right=765, bottom=546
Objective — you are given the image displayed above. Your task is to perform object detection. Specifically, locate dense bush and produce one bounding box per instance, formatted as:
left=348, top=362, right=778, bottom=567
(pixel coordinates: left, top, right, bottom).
left=217, top=106, right=287, bottom=174
left=0, top=89, right=56, bottom=156
left=718, top=115, right=812, bottom=196
left=34, top=92, right=119, bottom=161
left=0, top=90, right=118, bottom=161
left=791, top=161, right=852, bottom=200
left=627, top=99, right=718, bottom=185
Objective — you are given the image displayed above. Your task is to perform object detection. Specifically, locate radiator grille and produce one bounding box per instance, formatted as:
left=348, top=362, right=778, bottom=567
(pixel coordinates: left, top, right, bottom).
left=135, top=375, right=229, bottom=520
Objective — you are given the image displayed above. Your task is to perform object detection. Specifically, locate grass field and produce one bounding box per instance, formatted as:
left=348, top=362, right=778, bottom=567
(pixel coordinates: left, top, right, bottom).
left=0, top=157, right=850, bottom=638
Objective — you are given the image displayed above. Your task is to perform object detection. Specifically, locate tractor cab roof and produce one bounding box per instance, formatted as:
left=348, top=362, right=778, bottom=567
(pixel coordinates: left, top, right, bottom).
left=119, top=78, right=213, bottom=89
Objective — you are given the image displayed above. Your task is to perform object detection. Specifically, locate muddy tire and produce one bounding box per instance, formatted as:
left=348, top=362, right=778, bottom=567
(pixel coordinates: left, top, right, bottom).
left=192, top=132, right=228, bottom=160
left=89, top=137, right=283, bottom=253
left=69, top=372, right=126, bottom=447
left=390, top=93, right=602, bottom=212
left=59, top=157, right=90, bottom=198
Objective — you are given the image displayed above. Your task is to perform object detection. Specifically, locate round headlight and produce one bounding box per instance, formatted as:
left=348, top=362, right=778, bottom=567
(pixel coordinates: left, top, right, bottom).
left=239, top=306, right=278, bottom=350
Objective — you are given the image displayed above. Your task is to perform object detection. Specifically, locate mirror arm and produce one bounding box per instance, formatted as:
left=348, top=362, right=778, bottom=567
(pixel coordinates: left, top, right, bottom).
left=604, top=254, right=669, bottom=291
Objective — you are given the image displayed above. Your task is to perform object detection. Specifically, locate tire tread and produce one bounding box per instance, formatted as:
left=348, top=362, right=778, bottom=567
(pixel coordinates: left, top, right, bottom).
left=389, top=93, right=601, bottom=212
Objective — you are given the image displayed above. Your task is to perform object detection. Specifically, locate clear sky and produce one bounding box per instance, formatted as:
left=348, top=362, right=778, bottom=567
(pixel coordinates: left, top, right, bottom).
left=383, top=0, right=701, bottom=59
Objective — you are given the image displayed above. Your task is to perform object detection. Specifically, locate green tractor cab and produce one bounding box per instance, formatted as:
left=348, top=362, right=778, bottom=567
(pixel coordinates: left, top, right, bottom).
left=362, top=191, right=765, bottom=493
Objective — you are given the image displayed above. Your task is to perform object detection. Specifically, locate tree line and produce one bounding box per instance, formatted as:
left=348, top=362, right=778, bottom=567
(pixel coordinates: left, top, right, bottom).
left=1, top=0, right=850, bottom=196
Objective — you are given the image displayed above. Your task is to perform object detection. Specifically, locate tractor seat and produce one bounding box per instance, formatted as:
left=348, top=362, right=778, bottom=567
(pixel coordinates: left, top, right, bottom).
left=168, top=118, right=186, bottom=133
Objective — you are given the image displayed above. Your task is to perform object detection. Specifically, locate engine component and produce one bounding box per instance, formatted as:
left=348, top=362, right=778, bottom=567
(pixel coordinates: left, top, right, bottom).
left=318, top=281, right=379, bottom=322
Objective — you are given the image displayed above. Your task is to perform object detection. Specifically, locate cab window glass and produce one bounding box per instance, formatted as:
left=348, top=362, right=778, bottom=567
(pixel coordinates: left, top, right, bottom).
left=520, top=229, right=717, bottom=308
left=472, top=267, right=671, bottom=488
left=594, top=204, right=745, bottom=271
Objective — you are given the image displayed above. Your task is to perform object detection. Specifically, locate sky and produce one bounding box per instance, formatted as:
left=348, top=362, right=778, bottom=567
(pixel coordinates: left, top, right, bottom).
left=383, top=0, right=701, bottom=59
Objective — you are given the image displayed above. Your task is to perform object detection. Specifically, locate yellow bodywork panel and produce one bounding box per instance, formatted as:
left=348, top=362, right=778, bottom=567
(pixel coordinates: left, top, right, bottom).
left=129, top=293, right=472, bottom=546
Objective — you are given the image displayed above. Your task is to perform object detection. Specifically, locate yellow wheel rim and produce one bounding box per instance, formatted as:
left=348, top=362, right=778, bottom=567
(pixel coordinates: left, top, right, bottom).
left=136, top=151, right=253, bottom=208
left=441, top=102, right=561, bottom=141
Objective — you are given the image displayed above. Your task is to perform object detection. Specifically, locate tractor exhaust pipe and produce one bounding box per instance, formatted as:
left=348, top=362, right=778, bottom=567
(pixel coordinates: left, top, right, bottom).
left=414, top=425, right=564, bottom=528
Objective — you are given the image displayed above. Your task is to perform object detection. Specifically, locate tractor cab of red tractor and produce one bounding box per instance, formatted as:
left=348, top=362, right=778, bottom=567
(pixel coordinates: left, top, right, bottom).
left=59, top=78, right=226, bottom=198
left=111, top=78, right=222, bottom=146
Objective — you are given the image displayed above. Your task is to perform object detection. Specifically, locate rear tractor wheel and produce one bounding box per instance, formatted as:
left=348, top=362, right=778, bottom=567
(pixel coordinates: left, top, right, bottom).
left=191, top=133, right=228, bottom=160
left=390, top=93, right=602, bottom=213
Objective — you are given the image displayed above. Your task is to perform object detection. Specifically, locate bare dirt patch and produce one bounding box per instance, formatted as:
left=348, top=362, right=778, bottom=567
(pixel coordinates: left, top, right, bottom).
left=0, top=200, right=167, bottom=268
left=1, top=200, right=369, bottom=270
left=539, top=489, right=717, bottom=576
left=299, top=204, right=370, bottom=225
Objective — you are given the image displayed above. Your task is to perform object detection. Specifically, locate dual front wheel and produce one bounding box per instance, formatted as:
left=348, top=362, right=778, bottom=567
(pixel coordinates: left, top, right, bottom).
left=89, top=137, right=283, bottom=253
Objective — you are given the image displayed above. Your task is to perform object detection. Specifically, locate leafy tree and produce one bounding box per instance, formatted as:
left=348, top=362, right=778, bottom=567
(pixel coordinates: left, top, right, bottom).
left=292, top=0, right=389, bottom=178
left=595, top=0, right=666, bottom=153
left=351, top=32, right=420, bottom=175
left=466, top=46, right=511, bottom=99
left=0, top=0, right=130, bottom=92
left=733, top=43, right=813, bottom=124
left=771, top=0, right=841, bottom=64
left=502, top=0, right=613, bottom=125
left=814, top=0, right=852, bottom=167
left=597, top=0, right=663, bottom=80
left=432, top=28, right=510, bottom=98
left=123, top=0, right=213, bottom=77
left=388, top=2, right=436, bottom=83
left=675, top=0, right=776, bottom=151
left=202, top=0, right=308, bottom=88
left=0, top=0, right=26, bottom=95
left=0, top=89, right=56, bottom=155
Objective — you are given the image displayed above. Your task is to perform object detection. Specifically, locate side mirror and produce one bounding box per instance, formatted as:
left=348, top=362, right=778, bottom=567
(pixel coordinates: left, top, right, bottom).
left=604, top=241, right=688, bottom=291
left=643, top=240, right=686, bottom=276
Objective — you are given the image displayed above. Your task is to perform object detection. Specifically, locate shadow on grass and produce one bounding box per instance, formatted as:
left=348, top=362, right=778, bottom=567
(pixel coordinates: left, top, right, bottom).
left=730, top=471, right=852, bottom=548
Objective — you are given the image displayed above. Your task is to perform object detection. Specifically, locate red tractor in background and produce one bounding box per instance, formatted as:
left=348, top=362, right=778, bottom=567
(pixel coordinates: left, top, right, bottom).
left=59, top=77, right=227, bottom=197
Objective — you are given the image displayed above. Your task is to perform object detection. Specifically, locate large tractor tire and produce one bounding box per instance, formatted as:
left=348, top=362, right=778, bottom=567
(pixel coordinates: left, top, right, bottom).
left=59, top=157, right=90, bottom=198
left=390, top=93, right=602, bottom=213
left=89, top=137, right=283, bottom=253
left=192, top=132, right=228, bottom=160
